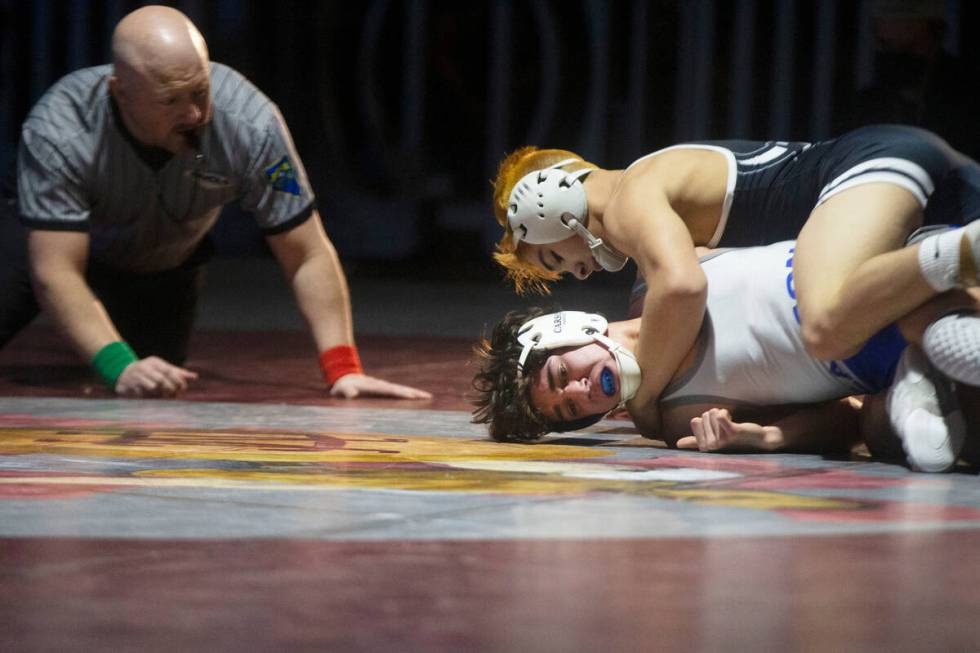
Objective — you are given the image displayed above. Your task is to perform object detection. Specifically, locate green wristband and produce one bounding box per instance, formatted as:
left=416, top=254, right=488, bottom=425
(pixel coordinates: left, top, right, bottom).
left=92, top=341, right=138, bottom=388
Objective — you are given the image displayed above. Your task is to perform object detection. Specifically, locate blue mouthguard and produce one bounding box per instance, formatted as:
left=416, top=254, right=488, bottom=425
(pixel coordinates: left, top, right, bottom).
left=600, top=367, right=616, bottom=397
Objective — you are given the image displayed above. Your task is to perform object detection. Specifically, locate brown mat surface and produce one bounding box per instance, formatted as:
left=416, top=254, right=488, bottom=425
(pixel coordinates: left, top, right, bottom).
left=4, top=533, right=979, bottom=653
left=0, top=325, right=478, bottom=412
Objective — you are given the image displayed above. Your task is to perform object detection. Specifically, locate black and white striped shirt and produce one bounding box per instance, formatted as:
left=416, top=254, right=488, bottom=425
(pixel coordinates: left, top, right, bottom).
left=18, top=62, right=314, bottom=272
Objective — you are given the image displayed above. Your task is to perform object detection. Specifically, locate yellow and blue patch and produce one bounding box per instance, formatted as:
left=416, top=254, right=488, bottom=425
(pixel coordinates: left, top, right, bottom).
left=265, top=155, right=301, bottom=196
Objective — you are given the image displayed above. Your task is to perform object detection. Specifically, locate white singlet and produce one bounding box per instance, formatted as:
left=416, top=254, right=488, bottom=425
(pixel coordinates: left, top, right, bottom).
left=659, top=241, right=870, bottom=410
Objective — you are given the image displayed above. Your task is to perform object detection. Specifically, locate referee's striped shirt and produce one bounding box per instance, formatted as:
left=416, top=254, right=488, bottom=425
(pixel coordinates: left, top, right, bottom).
left=18, top=62, right=315, bottom=272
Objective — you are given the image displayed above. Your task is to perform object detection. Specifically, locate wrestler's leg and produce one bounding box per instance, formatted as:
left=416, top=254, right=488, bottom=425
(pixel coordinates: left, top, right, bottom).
left=895, top=288, right=980, bottom=344
left=884, top=289, right=979, bottom=472
left=793, top=182, right=931, bottom=361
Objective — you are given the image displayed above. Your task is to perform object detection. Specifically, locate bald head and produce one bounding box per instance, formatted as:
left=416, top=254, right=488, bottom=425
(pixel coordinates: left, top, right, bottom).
left=112, top=5, right=208, bottom=80
left=109, top=6, right=212, bottom=154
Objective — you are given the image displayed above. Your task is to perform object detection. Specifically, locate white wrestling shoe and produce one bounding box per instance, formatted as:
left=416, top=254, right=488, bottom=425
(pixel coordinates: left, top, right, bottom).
left=886, top=347, right=966, bottom=473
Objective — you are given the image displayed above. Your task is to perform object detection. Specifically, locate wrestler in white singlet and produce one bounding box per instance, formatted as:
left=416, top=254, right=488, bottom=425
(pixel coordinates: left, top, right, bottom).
left=658, top=241, right=906, bottom=412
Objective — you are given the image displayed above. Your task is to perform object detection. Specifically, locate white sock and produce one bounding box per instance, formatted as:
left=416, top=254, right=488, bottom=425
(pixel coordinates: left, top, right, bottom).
left=917, top=227, right=965, bottom=291
left=922, top=312, right=980, bottom=386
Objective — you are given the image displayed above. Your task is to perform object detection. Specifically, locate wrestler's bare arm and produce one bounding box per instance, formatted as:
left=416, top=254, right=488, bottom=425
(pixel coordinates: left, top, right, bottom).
left=607, top=184, right=708, bottom=436
left=666, top=400, right=862, bottom=454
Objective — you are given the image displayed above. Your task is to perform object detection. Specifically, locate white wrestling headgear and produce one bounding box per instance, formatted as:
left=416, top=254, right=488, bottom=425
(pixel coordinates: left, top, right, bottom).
left=515, top=310, right=641, bottom=407
left=506, top=159, right=629, bottom=272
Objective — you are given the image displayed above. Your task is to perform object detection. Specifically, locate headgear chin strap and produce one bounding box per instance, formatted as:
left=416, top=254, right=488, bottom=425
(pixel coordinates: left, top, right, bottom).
left=516, top=311, right=641, bottom=407
left=507, top=159, right=629, bottom=272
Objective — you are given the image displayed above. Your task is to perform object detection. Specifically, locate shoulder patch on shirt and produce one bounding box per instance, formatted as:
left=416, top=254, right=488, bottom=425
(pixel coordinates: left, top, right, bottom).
left=265, top=155, right=301, bottom=196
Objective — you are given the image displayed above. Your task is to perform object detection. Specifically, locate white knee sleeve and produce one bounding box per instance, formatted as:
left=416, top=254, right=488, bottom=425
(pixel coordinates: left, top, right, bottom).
left=922, top=312, right=980, bottom=386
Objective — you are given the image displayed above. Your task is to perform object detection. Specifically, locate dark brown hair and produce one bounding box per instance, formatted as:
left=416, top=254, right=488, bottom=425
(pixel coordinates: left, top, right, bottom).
left=471, top=307, right=604, bottom=441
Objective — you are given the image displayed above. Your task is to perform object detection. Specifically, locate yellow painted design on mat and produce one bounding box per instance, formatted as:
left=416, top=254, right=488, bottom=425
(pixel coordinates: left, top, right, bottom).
left=0, top=427, right=606, bottom=463
left=0, top=427, right=869, bottom=511
left=0, top=468, right=865, bottom=510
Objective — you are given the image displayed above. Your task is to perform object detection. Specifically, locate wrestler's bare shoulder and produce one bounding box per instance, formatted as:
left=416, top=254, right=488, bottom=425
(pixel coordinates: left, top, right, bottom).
left=621, top=147, right=729, bottom=199
left=606, top=148, right=729, bottom=239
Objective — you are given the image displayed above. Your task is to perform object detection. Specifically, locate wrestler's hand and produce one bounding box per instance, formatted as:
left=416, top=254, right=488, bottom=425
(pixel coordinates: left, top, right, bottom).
left=329, top=373, right=432, bottom=400
left=115, top=357, right=199, bottom=398
left=677, top=408, right=781, bottom=452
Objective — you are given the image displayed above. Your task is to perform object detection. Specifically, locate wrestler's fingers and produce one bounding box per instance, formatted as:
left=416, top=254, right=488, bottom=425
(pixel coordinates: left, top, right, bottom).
left=689, top=416, right=706, bottom=448
left=712, top=408, right=740, bottom=448
left=713, top=409, right=737, bottom=444
left=692, top=413, right=716, bottom=451
left=700, top=410, right=720, bottom=451
left=676, top=434, right=699, bottom=449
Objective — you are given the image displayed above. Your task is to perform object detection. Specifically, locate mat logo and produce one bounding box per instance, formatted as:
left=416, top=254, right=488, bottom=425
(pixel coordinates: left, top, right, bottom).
left=1, top=426, right=976, bottom=526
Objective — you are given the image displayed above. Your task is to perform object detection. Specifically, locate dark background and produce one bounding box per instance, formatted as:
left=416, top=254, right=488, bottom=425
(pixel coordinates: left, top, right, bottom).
left=2, top=0, right=978, bottom=287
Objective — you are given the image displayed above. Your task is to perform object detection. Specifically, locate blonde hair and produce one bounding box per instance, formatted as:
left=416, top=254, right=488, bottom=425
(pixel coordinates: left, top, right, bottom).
left=491, top=146, right=597, bottom=294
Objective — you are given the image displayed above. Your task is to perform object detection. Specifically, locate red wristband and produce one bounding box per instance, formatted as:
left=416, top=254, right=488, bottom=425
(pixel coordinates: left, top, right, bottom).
left=319, top=345, right=363, bottom=387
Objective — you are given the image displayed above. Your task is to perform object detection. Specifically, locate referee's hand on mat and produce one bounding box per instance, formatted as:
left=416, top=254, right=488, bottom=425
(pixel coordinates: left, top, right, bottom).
left=329, top=373, right=432, bottom=400
left=115, top=357, right=199, bottom=398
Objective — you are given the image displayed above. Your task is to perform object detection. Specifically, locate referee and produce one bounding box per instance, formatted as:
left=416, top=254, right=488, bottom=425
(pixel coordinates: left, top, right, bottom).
left=0, top=5, right=430, bottom=400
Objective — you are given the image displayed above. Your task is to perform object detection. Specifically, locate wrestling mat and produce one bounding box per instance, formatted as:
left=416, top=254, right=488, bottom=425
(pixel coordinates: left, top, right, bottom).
left=1, top=326, right=977, bottom=652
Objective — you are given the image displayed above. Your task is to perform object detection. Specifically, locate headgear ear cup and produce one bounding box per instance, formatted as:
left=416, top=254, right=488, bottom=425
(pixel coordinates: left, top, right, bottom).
left=507, top=165, right=589, bottom=244
left=506, top=160, right=630, bottom=272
